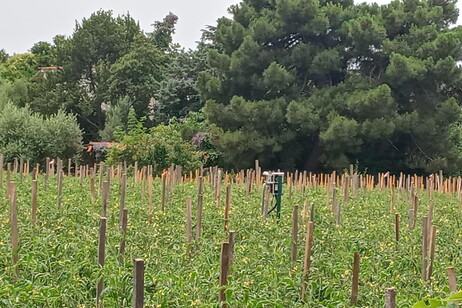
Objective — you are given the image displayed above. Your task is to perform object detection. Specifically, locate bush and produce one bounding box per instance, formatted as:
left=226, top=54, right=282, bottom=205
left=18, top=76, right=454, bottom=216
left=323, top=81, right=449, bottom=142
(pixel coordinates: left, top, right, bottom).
left=0, top=102, right=82, bottom=164
left=105, top=109, right=202, bottom=173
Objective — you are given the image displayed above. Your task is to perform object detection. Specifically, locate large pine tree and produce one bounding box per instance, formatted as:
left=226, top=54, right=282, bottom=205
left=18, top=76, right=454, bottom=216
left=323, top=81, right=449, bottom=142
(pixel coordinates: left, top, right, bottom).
left=198, top=0, right=462, bottom=173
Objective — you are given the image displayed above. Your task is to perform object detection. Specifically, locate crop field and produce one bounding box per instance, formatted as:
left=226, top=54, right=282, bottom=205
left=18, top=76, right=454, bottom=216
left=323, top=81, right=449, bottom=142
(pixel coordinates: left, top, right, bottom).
left=0, top=163, right=461, bottom=307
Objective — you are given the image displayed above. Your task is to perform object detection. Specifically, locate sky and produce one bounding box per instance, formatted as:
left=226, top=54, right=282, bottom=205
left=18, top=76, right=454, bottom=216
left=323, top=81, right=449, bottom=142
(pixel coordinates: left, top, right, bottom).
left=1, top=0, right=461, bottom=55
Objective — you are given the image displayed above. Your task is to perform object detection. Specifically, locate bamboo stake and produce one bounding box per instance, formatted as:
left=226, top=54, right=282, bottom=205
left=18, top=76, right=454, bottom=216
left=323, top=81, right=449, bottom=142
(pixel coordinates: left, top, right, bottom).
left=301, top=221, right=314, bottom=301
left=31, top=180, right=38, bottom=226
left=133, top=259, right=144, bottom=308
left=350, top=251, right=360, bottom=306
left=291, top=205, right=299, bottom=262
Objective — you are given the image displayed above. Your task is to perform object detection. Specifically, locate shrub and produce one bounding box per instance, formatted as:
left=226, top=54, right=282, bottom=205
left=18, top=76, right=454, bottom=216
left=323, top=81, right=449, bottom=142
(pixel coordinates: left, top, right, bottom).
left=0, top=102, right=82, bottom=164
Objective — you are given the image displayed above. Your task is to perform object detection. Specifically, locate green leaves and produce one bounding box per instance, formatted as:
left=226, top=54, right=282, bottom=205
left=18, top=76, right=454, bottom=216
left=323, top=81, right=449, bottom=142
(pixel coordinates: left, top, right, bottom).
left=412, top=291, right=462, bottom=308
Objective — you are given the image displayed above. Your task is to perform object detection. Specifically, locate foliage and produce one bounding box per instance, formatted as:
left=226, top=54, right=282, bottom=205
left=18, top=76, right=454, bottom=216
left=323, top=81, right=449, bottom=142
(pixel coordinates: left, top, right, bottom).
left=413, top=290, right=462, bottom=307
left=153, top=45, right=210, bottom=124
left=0, top=49, right=8, bottom=63
left=30, top=41, right=57, bottom=67
left=1, top=171, right=462, bottom=306
left=0, top=53, right=37, bottom=82
left=0, top=103, right=82, bottom=164
left=149, top=12, right=179, bottom=51
left=198, top=0, right=462, bottom=173
left=99, top=97, right=131, bottom=141
left=171, top=110, right=221, bottom=167
left=106, top=109, right=201, bottom=173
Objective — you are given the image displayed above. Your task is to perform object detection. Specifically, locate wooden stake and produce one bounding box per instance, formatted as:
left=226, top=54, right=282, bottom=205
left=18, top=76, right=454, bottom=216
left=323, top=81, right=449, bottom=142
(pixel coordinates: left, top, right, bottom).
left=394, top=213, right=399, bottom=242
left=133, top=259, right=145, bottom=308
left=9, top=182, right=19, bottom=278
left=385, top=288, right=396, bottom=308
left=0, top=154, right=3, bottom=189
left=336, top=202, right=341, bottom=226
left=447, top=267, right=457, bottom=293
left=350, top=251, right=360, bottom=306
left=196, top=176, right=204, bottom=240
left=219, top=242, right=230, bottom=307
left=422, top=217, right=428, bottom=280
left=101, top=181, right=109, bottom=217
left=428, top=200, right=434, bottom=231
left=224, top=185, right=231, bottom=232
left=19, top=157, right=23, bottom=183
left=96, top=217, right=107, bottom=306
left=301, top=222, right=314, bottom=301
left=90, top=173, right=96, bottom=202
left=426, top=225, right=437, bottom=281
left=31, top=180, right=38, bottom=226
left=310, top=202, right=315, bottom=222
left=134, top=161, right=138, bottom=183
left=148, top=175, right=153, bottom=224
left=119, top=174, right=127, bottom=228
left=228, top=231, right=235, bottom=269
left=291, top=205, right=299, bottom=262
left=161, top=172, right=166, bottom=212
left=408, top=209, right=414, bottom=229
left=119, top=209, right=128, bottom=264
left=186, top=198, right=192, bottom=258
left=56, top=170, right=63, bottom=209
left=390, top=184, right=395, bottom=213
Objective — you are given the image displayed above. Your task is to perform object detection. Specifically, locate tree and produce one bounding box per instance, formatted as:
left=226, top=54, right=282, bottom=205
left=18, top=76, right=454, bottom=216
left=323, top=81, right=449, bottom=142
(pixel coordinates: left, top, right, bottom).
left=105, top=41, right=168, bottom=121
left=198, top=0, right=462, bottom=173
left=30, top=41, right=56, bottom=67
left=0, top=49, right=8, bottom=63
left=153, top=45, right=209, bottom=123
left=149, top=12, right=179, bottom=51
left=0, top=53, right=37, bottom=82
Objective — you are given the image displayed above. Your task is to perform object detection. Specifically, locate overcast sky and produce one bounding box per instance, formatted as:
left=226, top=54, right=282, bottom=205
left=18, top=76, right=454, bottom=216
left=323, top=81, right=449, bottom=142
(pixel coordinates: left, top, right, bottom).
left=1, top=0, right=461, bottom=55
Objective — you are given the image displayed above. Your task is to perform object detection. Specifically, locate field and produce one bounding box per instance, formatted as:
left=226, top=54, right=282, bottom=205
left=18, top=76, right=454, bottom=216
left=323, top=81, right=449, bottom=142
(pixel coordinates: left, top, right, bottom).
left=0, top=164, right=461, bottom=307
